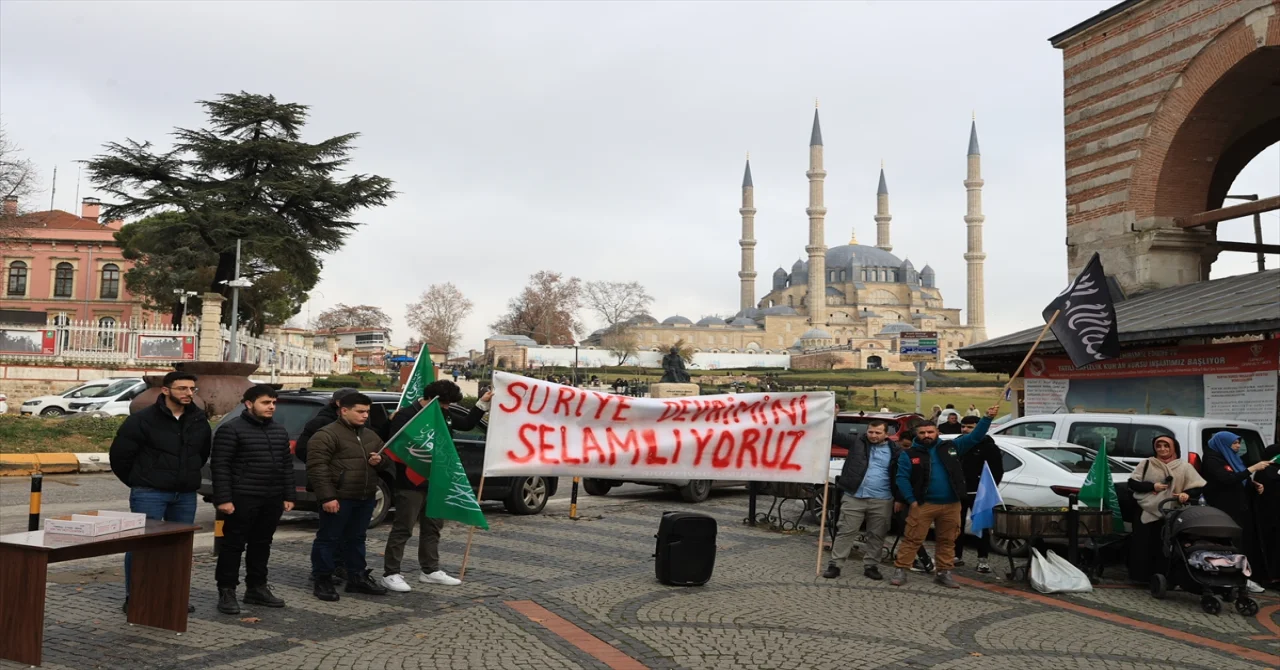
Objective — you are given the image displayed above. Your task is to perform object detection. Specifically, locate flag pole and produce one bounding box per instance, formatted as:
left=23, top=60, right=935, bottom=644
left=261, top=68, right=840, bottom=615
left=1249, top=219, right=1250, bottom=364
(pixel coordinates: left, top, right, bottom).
left=815, top=479, right=831, bottom=577
left=459, top=475, right=486, bottom=580
left=996, top=309, right=1061, bottom=406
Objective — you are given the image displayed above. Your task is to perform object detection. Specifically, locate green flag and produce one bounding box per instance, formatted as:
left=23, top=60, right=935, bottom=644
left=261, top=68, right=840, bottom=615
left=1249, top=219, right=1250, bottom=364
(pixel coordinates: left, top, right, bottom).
left=399, top=345, right=435, bottom=411
left=1079, top=440, right=1124, bottom=530
left=383, top=398, right=443, bottom=486
left=424, top=402, right=488, bottom=530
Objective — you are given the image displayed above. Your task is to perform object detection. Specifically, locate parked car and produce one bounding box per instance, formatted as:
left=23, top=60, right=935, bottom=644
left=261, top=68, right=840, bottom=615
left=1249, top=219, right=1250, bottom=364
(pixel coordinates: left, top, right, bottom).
left=20, top=378, right=141, bottom=417
left=581, top=476, right=745, bottom=503
left=67, top=379, right=147, bottom=416
left=832, top=411, right=925, bottom=456
left=826, top=434, right=1136, bottom=556
left=197, top=389, right=559, bottom=527
left=993, top=413, right=1268, bottom=468
left=0, top=393, right=8, bottom=414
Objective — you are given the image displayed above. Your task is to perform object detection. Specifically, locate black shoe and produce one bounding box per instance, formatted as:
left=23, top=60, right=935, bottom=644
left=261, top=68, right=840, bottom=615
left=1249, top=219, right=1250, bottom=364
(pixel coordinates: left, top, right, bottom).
left=864, top=566, right=884, bottom=581
left=333, top=566, right=347, bottom=584
left=822, top=564, right=841, bottom=579
left=345, top=571, right=389, bottom=595
left=243, top=584, right=285, bottom=608
left=217, top=587, right=240, bottom=615
left=313, top=577, right=340, bottom=602
left=954, top=559, right=966, bottom=567
left=911, top=556, right=935, bottom=574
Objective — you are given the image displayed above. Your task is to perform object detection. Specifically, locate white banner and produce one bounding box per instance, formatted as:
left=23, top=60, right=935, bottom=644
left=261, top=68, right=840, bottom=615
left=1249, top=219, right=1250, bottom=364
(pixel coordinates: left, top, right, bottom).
left=484, top=372, right=835, bottom=483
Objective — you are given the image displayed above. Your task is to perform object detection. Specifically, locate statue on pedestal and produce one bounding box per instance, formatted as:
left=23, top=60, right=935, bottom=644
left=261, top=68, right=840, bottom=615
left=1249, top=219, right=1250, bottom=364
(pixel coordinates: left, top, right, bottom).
left=660, top=345, right=690, bottom=384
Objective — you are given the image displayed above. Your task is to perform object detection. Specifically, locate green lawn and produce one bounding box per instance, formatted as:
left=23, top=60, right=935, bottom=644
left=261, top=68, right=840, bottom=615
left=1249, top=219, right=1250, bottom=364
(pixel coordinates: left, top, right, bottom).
left=0, top=414, right=126, bottom=454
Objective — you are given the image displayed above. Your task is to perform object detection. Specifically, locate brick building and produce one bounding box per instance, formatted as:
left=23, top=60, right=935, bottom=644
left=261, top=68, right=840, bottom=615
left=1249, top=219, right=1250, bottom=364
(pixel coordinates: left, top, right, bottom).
left=1, top=197, right=147, bottom=325
left=1051, top=0, right=1280, bottom=294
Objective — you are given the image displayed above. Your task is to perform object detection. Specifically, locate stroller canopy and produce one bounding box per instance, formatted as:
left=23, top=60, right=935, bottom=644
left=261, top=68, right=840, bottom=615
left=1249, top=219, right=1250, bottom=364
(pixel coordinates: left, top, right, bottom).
left=1171, top=506, right=1242, bottom=539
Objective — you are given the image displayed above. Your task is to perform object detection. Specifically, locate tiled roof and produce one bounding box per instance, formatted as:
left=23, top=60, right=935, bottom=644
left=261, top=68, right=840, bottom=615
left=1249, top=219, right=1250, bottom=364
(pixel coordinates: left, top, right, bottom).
left=960, top=269, right=1280, bottom=365
left=15, top=210, right=122, bottom=231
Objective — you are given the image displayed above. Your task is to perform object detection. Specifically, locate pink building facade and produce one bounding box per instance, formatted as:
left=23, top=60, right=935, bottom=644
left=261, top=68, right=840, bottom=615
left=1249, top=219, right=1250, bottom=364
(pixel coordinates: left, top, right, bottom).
left=1, top=196, right=147, bottom=326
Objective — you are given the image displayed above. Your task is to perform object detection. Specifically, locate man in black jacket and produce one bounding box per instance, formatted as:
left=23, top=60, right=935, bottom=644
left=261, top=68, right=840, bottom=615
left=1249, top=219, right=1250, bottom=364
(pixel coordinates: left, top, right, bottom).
left=211, top=385, right=295, bottom=615
left=954, top=415, right=1004, bottom=574
left=823, top=421, right=899, bottom=581
left=109, top=371, right=211, bottom=615
left=377, top=380, right=491, bottom=592
left=295, top=387, right=357, bottom=582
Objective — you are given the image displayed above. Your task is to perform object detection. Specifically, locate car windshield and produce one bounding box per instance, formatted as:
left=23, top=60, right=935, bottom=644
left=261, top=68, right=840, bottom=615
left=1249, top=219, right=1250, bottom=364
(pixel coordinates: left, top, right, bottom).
left=218, top=401, right=323, bottom=440
left=1028, top=446, right=1134, bottom=474
left=99, top=379, right=140, bottom=397
left=74, top=384, right=118, bottom=398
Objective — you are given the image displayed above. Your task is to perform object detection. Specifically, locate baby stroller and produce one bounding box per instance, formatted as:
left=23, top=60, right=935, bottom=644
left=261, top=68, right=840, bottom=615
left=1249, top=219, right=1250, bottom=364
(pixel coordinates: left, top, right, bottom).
left=1150, top=498, right=1259, bottom=616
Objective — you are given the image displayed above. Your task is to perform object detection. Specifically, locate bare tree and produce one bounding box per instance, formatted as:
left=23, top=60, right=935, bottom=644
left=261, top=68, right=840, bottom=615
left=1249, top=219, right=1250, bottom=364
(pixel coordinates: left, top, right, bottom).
left=583, top=280, right=654, bottom=329
left=812, top=352, right=841, bottom=370
left=0, top=124, right=39, bottom=241
left=406, top=283, right=473, bottom=356
left=314, top=303, right=392, bottom=332
left=601, top=326, right=639, bottom=365
left=490, top=271, right=583, bottom=345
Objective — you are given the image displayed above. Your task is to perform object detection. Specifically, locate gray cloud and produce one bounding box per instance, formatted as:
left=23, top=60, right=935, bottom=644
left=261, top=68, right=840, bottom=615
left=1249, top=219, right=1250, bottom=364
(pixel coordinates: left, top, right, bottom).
left=3, top=1, right=1275, bottom=352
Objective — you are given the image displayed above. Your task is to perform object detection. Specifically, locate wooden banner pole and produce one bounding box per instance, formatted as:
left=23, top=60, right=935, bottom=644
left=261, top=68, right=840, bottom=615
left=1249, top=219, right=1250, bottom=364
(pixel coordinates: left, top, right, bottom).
left=459, top=476, right=486, bottom=581
left=997, top=310, right=1060, bottom=406
left=815, top=479, right=831, bottom=577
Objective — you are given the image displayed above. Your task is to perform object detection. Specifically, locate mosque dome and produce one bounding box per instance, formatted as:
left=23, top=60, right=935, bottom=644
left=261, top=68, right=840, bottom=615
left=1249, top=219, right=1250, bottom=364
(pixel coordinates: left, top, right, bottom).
left=695, top=316, right=727, bottom=326
left=759, top=305, right=798, bottom=316
left=800, top=327, right=832, bottom=340
left=729, top=317, right=758, bottom=327
left=826, top=244, right=902, bottom=270
left=876, top=322, right=915, bottom=336
left=627, top=314, right=659, bottom=325
left=661, top=315, right=694, bottom=326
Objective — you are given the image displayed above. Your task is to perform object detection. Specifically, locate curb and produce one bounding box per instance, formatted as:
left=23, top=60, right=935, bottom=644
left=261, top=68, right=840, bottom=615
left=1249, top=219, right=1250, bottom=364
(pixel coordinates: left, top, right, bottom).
left=0, top=453, right=109, bottom=476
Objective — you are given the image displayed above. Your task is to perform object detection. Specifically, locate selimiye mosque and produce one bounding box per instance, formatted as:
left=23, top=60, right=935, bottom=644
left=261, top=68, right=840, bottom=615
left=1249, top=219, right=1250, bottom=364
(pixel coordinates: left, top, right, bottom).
left=585, top=105, right=988, bottom=370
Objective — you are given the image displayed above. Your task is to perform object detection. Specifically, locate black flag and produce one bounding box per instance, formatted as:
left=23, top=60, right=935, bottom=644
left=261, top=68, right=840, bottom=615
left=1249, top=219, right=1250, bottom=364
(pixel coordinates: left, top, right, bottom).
left=1043, top=252, right=1120, bottom=368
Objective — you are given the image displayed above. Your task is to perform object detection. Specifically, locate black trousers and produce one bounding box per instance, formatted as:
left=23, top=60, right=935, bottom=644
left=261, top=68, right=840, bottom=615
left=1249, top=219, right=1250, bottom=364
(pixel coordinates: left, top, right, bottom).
left=956, top=495, right=990, bottom=560
left=215, top=497, right=285, bottom=588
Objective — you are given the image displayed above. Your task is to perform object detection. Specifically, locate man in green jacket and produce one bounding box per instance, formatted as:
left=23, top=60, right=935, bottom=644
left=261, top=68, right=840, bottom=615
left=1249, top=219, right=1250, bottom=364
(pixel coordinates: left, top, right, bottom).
left=306, top=393, right=389, bottom=601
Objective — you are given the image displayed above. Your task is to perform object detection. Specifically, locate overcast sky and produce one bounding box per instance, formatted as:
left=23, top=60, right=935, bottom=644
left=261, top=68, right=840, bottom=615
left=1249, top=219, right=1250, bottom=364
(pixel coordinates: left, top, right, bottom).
left=2, top=1, right=1276, bottom=353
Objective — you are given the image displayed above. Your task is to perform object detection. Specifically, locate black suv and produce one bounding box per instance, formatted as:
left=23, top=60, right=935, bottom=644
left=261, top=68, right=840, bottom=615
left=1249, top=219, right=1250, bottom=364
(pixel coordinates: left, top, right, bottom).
left=198, top=389, right=558, bottom=526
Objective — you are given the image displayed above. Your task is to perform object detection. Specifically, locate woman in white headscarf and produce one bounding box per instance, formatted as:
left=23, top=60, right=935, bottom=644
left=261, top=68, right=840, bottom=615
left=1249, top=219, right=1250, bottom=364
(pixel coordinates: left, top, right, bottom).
left=1127, top=435, right=1206, bottom=584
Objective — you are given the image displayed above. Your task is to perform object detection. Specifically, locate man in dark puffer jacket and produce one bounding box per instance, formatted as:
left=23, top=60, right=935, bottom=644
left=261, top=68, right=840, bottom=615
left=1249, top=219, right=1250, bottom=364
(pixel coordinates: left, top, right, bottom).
left=211, top=385, right=295, bottom=614
left=110, top=370, right=211, bottom=615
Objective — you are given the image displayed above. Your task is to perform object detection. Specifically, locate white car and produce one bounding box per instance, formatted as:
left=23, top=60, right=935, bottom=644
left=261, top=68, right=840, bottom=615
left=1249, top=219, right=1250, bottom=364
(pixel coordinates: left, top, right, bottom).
left=827, top=435, right=1134, bottom=555
left=19, top=379, right=120, bottom=417
left=0, top=392, right=8, bottom=414
left=66, top=378, right=147, bottom=416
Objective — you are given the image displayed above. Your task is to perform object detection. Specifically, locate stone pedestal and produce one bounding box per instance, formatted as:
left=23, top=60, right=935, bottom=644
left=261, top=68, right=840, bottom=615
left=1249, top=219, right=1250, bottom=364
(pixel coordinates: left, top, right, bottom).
left=197, top=292, right=226, bottom=362
left=649, top=382, right=699, bottom=398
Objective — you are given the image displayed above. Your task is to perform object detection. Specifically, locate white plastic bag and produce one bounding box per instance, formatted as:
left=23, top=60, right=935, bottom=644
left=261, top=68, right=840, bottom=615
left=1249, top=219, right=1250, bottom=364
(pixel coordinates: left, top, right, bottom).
left=1029, top=548, right=1093, bottom=594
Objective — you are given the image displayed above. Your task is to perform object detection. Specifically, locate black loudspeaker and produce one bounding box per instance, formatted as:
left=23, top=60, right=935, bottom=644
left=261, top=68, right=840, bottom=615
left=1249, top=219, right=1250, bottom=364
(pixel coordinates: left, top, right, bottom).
left=654, top=511, right=716, bottom=586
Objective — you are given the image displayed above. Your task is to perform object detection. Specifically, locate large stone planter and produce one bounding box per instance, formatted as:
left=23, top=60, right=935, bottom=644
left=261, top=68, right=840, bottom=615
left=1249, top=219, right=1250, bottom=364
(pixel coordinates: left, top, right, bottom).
left=130, top=362, right=259, bottom=417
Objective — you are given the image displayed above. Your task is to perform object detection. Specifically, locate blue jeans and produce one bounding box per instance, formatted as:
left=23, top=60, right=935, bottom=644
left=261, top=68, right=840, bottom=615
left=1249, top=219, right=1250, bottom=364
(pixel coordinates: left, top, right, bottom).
left=311, top=498, right=375, bottom=580
left=125, top=488, right=197, bottom=594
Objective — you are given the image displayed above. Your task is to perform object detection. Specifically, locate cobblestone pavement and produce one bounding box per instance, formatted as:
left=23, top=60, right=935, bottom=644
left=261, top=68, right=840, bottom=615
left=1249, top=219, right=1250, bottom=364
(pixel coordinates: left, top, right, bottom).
left=4, top=488, right=1278, bottom=670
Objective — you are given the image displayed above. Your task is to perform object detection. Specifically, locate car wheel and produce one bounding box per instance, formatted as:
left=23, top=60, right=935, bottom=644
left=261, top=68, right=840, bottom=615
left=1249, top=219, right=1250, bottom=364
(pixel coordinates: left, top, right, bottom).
left=505, top=476, right=549, bottom=515
left=582, top=479, right=612, bottom=496
left=679, top=479, right=711, bottom=503
left=368, top=478, right=392, bottom=528
left=989, top=534, right=1029, bottom=558
left=40, top=407, right=65, bottom=417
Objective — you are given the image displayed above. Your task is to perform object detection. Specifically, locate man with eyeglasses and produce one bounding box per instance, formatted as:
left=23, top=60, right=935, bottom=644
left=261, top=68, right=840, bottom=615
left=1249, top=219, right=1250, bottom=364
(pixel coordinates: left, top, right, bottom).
left=110, top=371, right=212, bottom=615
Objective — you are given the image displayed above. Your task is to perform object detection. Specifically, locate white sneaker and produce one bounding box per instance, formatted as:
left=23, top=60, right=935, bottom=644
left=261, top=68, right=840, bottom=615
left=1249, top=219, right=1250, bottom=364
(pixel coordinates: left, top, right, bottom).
left=420, top=570, right=462, bottom=586
left=1246, top=579, right=1265, bottom=594
left=380, top=574, right=412, bottom=593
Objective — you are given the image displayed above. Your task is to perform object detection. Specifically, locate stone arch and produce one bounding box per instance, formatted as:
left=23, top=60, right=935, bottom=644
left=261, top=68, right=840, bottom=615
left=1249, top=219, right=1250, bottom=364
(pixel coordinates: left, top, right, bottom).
left=1130, top=7, right=1280, bottom=221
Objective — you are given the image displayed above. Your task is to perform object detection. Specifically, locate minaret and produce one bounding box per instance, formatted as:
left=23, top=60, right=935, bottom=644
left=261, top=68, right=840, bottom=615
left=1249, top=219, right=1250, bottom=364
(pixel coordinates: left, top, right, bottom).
left=805, top=103, right=828, bottom=327
left=964, top=117, right=988, bottom=342
left=875, top=161, right=892, bottom=252
left=738, top=154, right=757, bottom=312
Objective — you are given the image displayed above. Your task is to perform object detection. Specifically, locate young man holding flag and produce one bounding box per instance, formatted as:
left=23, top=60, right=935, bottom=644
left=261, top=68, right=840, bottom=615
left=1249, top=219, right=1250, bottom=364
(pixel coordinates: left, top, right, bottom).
left=955, top=415, right=1004, bottom=574
left=379, top=381, right=491, bottom=592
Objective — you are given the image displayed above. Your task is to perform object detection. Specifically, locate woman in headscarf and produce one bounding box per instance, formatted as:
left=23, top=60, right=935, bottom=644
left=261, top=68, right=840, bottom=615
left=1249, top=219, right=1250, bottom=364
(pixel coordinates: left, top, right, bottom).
left=1127, top=435, right=1205, bottom=583
left=1252, top=444, right=1280, bottom=585
left=1201, top=431, right=1269, bottom=592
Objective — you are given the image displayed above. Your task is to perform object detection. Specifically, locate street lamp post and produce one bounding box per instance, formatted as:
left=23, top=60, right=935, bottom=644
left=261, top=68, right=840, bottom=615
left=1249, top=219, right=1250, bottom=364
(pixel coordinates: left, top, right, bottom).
left=173, top=289, right=198, bottom=329
left=220, top=239, right=253, bottom=362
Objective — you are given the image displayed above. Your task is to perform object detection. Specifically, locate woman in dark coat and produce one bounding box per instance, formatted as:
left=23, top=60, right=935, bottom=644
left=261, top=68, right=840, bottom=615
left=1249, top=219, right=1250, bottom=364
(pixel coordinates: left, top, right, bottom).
left=1253, top=444, right=1280, bottom=586
left=1201, top=431, right=1270, bottom=592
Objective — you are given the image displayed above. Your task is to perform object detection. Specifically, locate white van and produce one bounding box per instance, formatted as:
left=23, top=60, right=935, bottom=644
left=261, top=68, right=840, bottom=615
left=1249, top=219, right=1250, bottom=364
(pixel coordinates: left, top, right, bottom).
left=66, top=378, right=147, bottom=416
left=993, top=413, right=1269, bottom=468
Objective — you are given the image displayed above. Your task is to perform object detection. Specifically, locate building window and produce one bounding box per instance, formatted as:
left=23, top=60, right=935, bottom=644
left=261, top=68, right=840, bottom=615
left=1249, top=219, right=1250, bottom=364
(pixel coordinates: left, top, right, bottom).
left=839, top=270, right=846, bottom=281
left=98, top=316, right=117, bottom=349
left=355, top=333, right=384, bottom=345
left=828, top=271, right=835, bottom=282
left=100, top=264, right=120, bottom=300
left=6, top=261, right=27, bottom=296
left=54, top=262, right=74, bottom=298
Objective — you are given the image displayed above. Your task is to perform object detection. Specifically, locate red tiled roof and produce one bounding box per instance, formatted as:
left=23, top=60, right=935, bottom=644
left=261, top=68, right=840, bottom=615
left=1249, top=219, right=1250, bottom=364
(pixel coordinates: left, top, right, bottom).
left=13, top=210, right=123, bottom=231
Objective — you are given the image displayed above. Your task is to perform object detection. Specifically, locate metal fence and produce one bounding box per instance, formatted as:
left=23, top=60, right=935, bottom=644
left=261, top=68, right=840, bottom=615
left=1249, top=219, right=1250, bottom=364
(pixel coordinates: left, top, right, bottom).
left=219, top=326, right=349, bottom=376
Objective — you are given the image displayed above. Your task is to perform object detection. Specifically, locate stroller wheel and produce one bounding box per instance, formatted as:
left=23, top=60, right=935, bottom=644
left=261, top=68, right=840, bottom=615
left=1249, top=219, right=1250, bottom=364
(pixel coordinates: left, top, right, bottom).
left=1200, top=596, right=1222, bottom=615
left=1149, top=574, right=1167, bottom=600
left=1235, top=598, right=1259, bottom=617
left=1011, top=566, right=1028, bottom=582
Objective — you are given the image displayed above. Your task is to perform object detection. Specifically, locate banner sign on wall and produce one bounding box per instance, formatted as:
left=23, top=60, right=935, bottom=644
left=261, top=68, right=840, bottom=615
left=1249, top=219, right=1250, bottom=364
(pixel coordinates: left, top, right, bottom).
left=1024, top=340, right=1279, bottom=440
left=484, top=372, right=836, bottom=483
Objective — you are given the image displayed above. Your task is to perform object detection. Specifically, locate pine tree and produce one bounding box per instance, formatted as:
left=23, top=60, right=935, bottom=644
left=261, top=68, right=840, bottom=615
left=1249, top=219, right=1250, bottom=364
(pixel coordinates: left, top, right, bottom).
left=86, top=92, right=395, bottom=328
